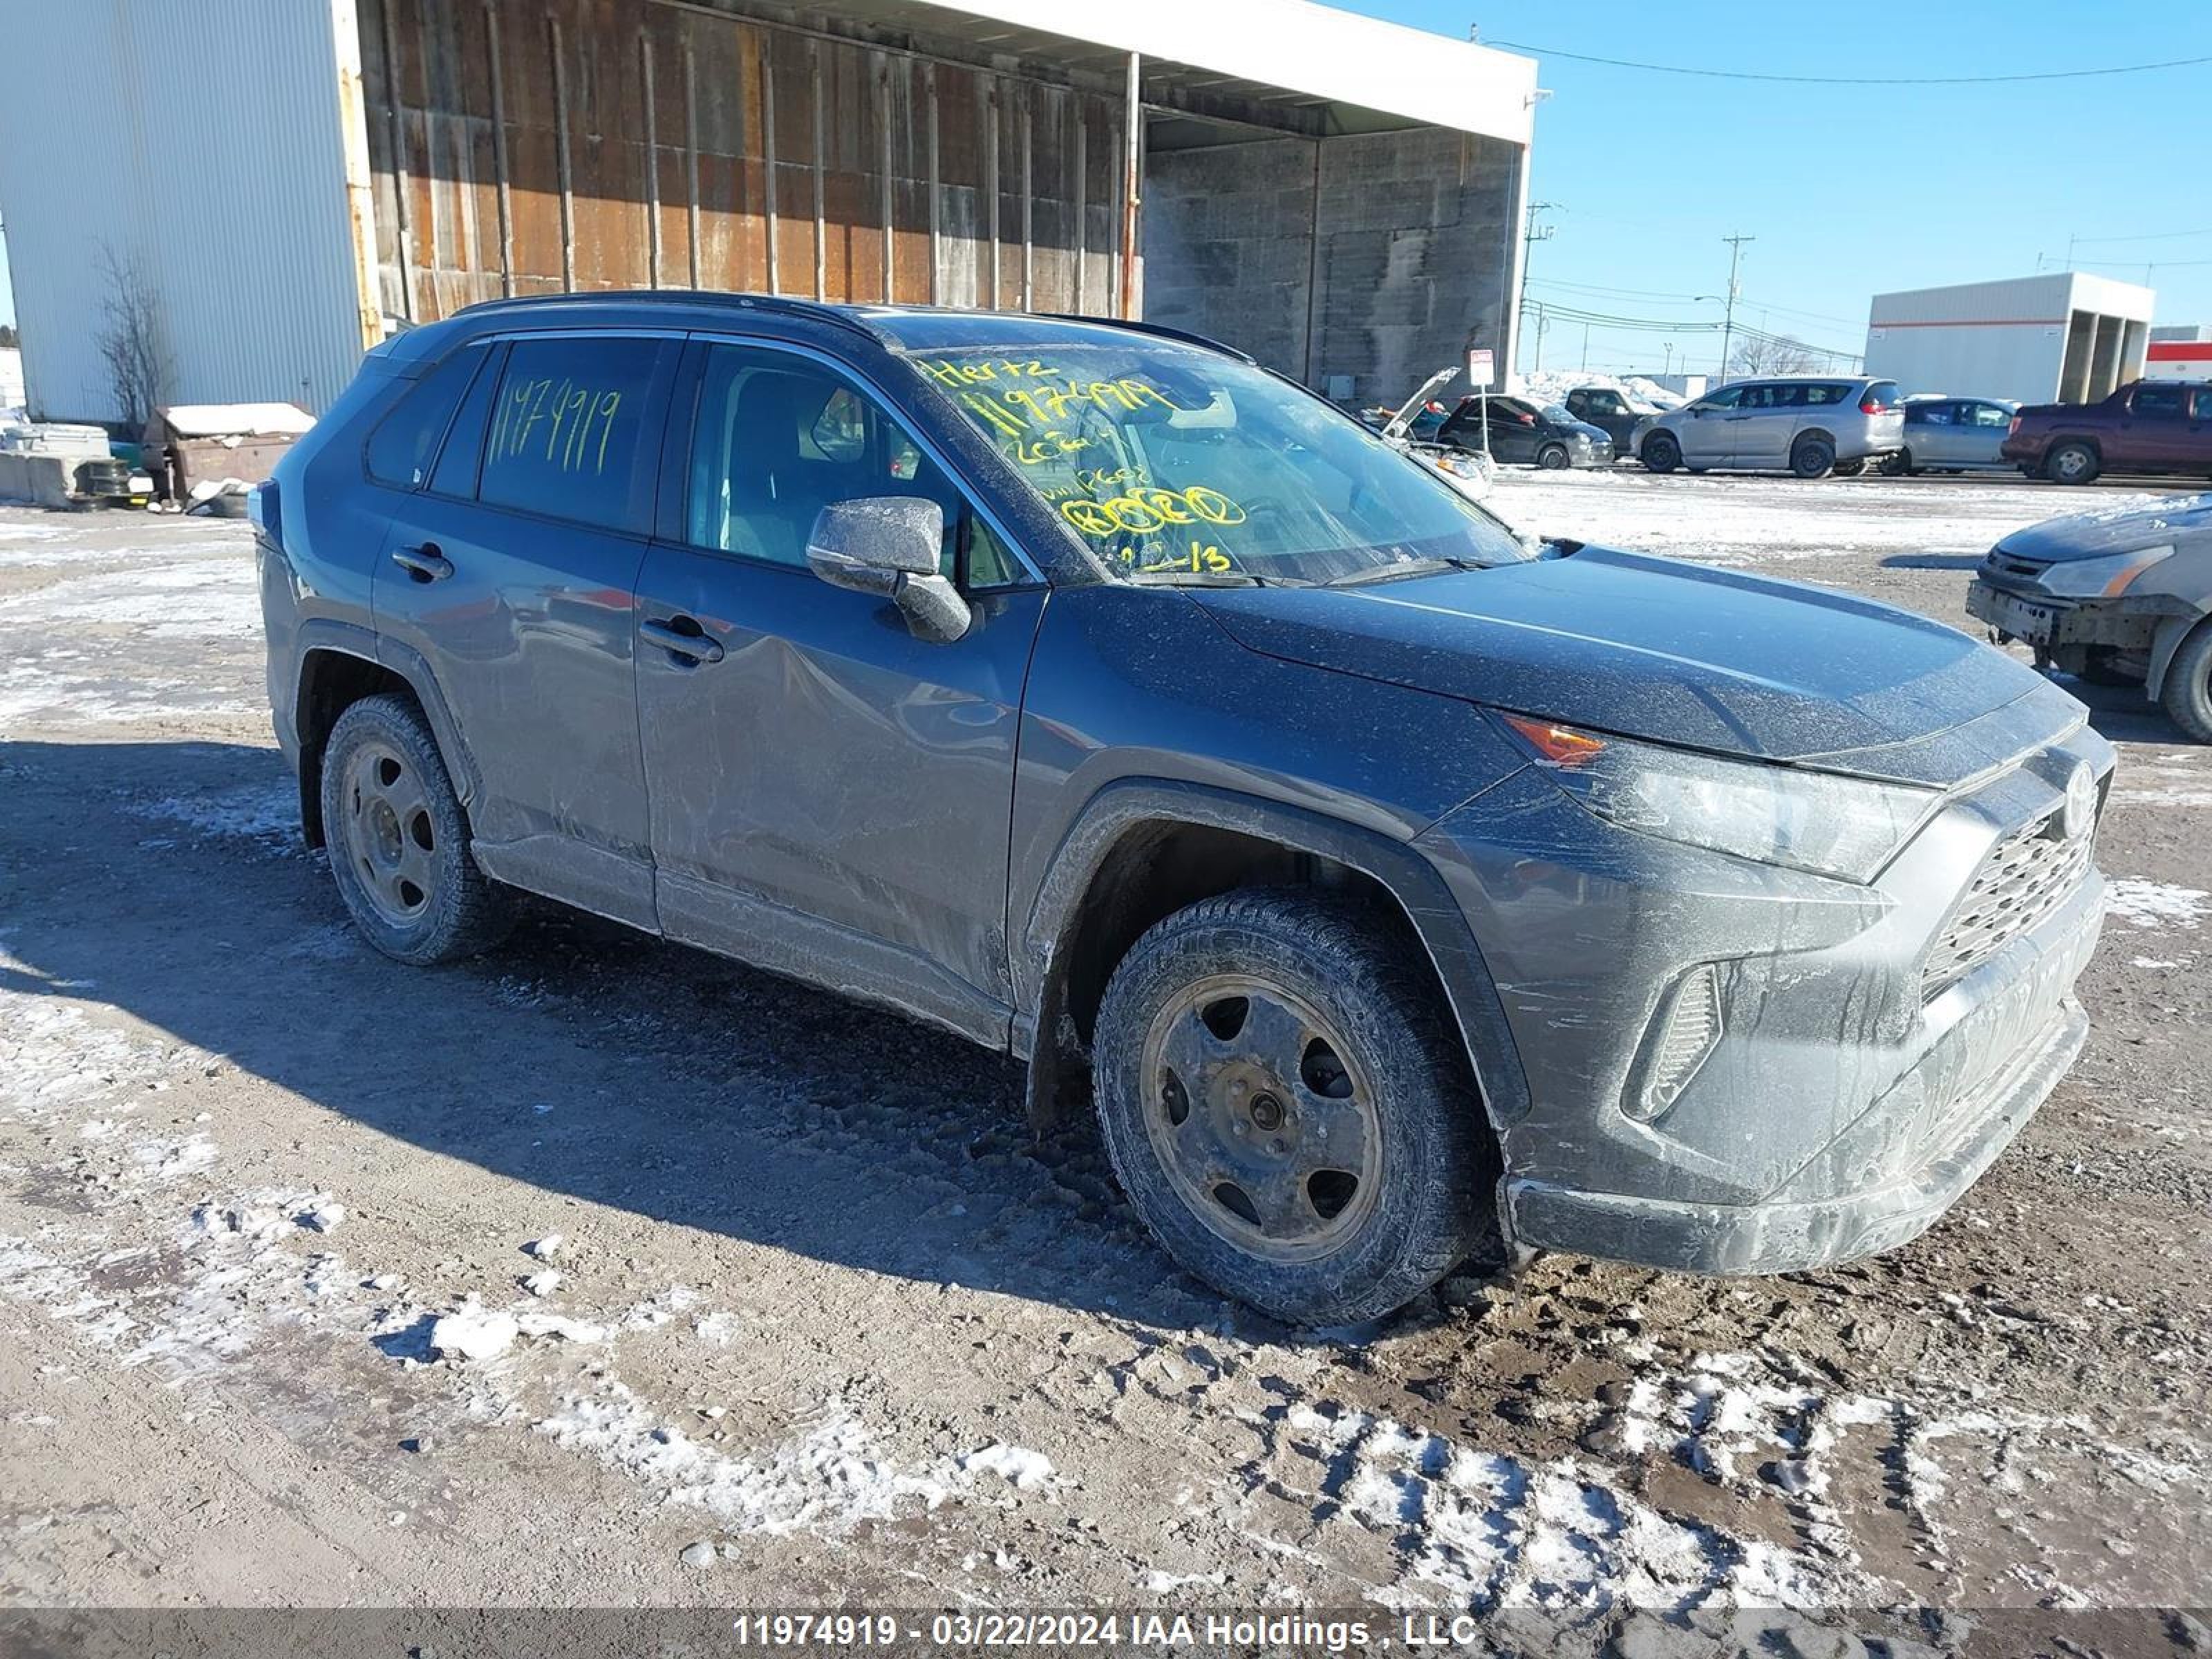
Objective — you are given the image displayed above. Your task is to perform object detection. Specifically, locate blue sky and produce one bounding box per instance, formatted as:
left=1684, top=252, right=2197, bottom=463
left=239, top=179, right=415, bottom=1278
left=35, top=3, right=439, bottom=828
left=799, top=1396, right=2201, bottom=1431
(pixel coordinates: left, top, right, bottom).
left=1349, top=0, right=2212, bottom=377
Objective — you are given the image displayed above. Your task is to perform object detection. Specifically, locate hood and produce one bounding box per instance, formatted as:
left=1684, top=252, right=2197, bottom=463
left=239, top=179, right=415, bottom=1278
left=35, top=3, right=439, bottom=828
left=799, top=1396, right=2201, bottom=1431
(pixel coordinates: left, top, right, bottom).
left=1995, top=492, right=2212, bottom=563
left=1560, top=419, right=1613, bottom=444
left=1196, top=545, right=2079, bottom=788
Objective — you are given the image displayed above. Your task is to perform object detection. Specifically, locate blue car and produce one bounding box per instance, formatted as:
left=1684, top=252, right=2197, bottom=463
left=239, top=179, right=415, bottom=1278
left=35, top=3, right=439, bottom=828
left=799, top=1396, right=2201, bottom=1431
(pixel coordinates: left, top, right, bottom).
left=255, top=294, right=2108, bottom=1322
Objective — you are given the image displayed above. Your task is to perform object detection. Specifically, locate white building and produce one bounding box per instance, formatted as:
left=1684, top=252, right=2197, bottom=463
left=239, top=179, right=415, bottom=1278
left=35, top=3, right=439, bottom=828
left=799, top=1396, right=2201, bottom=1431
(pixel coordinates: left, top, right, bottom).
left=0, top=0, right=1537, bottom=423
left=1864, top=272, right=2155, bottom=406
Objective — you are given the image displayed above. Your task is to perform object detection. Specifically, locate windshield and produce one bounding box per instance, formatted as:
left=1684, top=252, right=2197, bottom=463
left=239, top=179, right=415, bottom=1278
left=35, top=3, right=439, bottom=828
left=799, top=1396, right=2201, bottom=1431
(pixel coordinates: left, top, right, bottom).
left=1541, top=404, right=1576, bottom=424
left=906, top=342, right=1531, bottom=584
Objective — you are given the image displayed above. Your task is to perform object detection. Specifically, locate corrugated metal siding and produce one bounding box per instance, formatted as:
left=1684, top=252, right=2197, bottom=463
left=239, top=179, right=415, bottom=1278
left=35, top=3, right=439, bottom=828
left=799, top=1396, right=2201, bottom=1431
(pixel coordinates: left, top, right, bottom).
left=358, top=0, right=1125, bottom=319
left=0, top=1, right=364, bottom=420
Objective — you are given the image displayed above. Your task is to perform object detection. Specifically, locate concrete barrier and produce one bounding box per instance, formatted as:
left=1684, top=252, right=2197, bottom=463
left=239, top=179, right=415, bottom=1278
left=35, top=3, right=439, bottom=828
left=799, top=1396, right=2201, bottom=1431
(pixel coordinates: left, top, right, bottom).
left=0, top=453, right=77, bottom=509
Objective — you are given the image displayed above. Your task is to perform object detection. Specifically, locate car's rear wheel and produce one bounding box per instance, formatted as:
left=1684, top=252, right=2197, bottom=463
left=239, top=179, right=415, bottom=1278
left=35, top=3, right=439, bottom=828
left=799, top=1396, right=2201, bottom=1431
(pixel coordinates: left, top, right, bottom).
left=1092, top=890, right=1491, bottom=1325
left=1790, top=436, right=1837, bottom=480
left=1537, top=442, right=1571, bottom=470
left=2045, top=441, right=2100, bottom=485
left=321, top=693, right=512, bottom=965
left=1642, top=433, right=1681, bottom=474
left=2162, top=621, right=2212, bottom=744
left=1878, top=449, right=1915, bottom=476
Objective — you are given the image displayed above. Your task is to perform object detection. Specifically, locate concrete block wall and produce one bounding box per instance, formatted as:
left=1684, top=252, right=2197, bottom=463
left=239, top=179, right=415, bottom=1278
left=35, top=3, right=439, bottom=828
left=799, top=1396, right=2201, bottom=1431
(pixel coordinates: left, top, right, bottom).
left=1144, top=126, right=1520, bottom=405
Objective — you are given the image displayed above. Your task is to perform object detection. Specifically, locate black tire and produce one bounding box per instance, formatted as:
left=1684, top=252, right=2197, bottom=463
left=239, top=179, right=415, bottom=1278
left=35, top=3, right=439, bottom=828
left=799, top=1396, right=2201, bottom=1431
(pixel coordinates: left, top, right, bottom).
left=320, top=693, right=512, bottom=966
left=2162, top=621, right=2212, bottom=744
left=1091, top=888, right=1492, bottom=1325
left=1642, top=433, right=1681, bottom=474
left=1790, top=436, right=1837, bottom=480
left=1833, top=458, right=1866, bottom=478
left=1877, top=450, right=1915, bottom=477
left=2045, top=441, right=2100, bottom=486
left=1537, top=442, right=1571, bottom=471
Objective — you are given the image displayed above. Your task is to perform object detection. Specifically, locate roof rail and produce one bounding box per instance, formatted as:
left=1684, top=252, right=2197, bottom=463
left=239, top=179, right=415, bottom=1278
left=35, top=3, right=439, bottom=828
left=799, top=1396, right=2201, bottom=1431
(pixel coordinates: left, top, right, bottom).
left=448, top=288, right=888, bottom=344
left=1042, top=312, right=1256, bottom=364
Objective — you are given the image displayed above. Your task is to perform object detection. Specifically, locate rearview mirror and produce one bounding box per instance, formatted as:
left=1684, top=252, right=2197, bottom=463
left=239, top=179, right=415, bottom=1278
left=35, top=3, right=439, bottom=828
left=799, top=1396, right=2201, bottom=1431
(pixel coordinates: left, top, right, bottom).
left=805, top=496, right=970, bottom=644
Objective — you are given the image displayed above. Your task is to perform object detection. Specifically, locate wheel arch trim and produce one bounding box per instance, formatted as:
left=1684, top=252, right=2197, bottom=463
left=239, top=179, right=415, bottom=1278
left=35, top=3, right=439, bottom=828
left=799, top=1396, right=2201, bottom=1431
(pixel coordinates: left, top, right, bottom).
left=1014, top=777, right=1533, bottom=1133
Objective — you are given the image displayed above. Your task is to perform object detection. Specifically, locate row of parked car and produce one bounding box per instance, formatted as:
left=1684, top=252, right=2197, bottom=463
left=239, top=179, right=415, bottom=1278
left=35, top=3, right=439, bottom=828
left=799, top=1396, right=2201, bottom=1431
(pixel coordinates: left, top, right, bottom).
left=1401, top=375, right=2212, bottom=486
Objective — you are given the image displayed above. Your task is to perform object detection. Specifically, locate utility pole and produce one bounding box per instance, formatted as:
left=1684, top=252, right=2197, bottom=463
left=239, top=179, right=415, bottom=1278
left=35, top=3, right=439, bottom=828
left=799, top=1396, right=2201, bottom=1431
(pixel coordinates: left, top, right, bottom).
left=1718, top=233, right=1754, bottom=377
left=1517, top=199, right=1557, bottom=375
left=1580, top=321, right=1590, bottom=371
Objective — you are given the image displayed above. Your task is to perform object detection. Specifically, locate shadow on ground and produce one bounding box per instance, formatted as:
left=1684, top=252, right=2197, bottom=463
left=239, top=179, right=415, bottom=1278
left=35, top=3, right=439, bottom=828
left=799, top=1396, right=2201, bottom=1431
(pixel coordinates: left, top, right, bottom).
left=1, top=738, right=1335, bottom=1335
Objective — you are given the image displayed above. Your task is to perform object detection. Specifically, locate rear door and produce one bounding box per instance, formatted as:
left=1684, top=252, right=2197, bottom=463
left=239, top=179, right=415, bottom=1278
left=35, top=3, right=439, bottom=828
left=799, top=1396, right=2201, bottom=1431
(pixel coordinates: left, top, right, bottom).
left=1908, top=399, right=1963, bottom=466
left=370, top=330, right=679, bottom=929
left=2124, top=382, right=2194, bottom=470
left=631, top=338, right=1047, bottom=1039
left=1727, top=382, right=1791, bottom=467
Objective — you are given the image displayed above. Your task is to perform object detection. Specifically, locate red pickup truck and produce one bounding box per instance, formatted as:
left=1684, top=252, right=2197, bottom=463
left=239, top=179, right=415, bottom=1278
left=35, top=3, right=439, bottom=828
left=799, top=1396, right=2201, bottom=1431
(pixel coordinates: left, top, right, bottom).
left=2002, top=378, right=2212, bottom=485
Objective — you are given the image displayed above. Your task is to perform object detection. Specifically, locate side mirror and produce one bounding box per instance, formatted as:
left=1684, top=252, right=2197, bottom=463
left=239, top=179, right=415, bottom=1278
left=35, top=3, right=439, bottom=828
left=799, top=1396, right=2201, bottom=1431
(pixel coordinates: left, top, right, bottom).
left=805, top=496, right=970, bottom=644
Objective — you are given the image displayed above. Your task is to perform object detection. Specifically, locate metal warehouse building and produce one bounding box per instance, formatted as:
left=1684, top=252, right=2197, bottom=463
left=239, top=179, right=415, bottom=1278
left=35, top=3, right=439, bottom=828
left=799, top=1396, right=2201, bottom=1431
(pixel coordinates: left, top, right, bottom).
left=0, top=0, right=1538, bottom=423
left=1864, top=272, right=2156, bottom=406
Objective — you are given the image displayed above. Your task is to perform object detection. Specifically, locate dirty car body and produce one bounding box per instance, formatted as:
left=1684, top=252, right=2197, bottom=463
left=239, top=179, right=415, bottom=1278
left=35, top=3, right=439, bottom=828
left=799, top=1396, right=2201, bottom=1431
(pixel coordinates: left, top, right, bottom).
left=255, top=294, right=2110, bottom=1322
left=1969, top=492, right=2212, bottom=740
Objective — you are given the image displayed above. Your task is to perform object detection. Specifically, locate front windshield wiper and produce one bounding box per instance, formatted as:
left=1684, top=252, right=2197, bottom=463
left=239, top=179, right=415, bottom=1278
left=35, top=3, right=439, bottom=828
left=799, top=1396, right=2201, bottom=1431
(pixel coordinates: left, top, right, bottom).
left=1319, top=556, right=1485, bottom=589
left=1121, top=569, right=1312, bottom=588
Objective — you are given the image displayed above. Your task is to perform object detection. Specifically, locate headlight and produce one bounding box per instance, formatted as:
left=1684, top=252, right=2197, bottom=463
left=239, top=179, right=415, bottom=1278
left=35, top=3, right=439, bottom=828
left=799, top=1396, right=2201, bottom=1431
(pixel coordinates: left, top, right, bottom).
left=1499, top=715, right=1939, bottom=883
left=2019, top=545, right=2174, bottom=598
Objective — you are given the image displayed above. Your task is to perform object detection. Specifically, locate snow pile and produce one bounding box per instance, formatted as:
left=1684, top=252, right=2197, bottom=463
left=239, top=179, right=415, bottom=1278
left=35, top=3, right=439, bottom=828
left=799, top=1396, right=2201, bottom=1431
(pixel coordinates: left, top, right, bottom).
left=1515, top=369, right=1685, bottom=411
left=536, top=1383, right=953, bottom=1537
left=2107, top=879, right=2208, bottom=930
left=962, top=1442, right=1058, bottom=1491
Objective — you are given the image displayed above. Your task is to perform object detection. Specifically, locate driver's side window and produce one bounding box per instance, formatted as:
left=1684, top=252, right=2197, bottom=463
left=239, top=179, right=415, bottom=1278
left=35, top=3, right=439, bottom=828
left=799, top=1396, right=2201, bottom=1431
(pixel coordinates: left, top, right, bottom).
left=1696, top=387, right=1744, bottom=412
left=684, top=345, right=1020, bottom=588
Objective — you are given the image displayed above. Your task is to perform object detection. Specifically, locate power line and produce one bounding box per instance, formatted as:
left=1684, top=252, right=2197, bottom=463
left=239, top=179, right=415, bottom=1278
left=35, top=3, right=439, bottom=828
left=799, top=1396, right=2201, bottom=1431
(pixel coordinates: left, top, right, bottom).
left=2069, top=227, right=2212, bottom=245
left=1482, top=41, right=2212, bottom=85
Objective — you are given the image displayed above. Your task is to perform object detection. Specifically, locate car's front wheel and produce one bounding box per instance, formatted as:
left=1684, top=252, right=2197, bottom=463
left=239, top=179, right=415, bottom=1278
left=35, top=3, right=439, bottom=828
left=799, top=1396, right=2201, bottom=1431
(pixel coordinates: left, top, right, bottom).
left=1092, top=890, right=1492, bottom=1325
left=1879, top=449, right=1915, bottom=476
left=1537, top=442, right=1571, bottom=470
left=2162, top=621, right=2212, bottom=743
left=321, top=693, right=512, bottom=965
left=1642, top=433, right=1681, bottom=474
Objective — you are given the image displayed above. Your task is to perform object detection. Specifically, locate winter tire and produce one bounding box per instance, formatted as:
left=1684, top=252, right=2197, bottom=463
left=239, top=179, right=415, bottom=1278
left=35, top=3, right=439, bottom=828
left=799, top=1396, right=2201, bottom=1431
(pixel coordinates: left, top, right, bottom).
left=1537, top=443, right=1571, bottom=471
left=2162, top=621, right=2212, bottom=744
left=1092, top=889, right=1492, bottom=1325
left=321, top=693, right=512, bottom=966
left=1642, top=433, right=1681, bottom=474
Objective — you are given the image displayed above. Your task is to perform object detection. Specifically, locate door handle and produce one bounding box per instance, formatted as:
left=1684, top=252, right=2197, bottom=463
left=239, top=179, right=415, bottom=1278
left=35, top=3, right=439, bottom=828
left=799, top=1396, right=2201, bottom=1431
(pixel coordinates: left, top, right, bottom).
left=391, top=544, right=453, bottom=582
left=640, top=617, right=724, bottom=664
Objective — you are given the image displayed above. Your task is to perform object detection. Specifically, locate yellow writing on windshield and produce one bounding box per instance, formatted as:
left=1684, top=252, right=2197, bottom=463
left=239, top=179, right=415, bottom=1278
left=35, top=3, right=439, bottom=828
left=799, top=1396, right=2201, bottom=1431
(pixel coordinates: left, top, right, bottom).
left=1123, top=539, right=1234, bottom=574
left=489, top=377, right=625, bottom=475
left=919, top=357, right=1061, bottom=386
left=1060, top=486, right=1247, bottom=539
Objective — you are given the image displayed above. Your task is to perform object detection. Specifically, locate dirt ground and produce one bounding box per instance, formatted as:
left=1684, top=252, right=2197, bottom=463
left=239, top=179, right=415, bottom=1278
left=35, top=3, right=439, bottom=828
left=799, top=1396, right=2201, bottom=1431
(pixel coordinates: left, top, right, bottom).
left=1, top=469, right=2207, bottom=1642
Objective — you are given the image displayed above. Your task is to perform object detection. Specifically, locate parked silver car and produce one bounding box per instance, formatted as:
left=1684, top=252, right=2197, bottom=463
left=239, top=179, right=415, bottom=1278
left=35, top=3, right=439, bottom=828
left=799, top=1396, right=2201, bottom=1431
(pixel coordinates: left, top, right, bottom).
left=1883, top=396, right=2020, bottom=476
left=1633, top=375, right=1905, bottom=479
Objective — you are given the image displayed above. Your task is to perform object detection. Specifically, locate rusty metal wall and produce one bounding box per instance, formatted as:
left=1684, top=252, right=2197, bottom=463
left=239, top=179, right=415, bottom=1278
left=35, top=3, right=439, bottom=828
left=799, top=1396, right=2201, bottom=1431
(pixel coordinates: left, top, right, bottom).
left=359, top=0, right=1127, bottom=322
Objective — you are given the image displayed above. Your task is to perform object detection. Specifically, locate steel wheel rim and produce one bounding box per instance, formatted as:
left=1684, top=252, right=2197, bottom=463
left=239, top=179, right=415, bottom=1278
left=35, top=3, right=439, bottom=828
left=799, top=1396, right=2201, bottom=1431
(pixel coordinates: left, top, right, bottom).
left=341, top=739, right=438, bottom=928
left=1139, top=973, right=1383, bottom=1265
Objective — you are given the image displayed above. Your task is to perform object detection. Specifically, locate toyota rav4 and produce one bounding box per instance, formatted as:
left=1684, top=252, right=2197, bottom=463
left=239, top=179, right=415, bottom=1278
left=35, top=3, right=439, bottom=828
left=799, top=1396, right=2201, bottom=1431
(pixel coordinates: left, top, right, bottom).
left=254, top=294, right=2110, bottom=1324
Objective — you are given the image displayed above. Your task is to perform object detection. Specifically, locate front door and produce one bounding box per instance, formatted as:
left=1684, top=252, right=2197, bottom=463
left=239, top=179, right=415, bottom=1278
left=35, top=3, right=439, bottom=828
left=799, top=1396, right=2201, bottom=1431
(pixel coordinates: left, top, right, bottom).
left=1677, top=386, right=1742, bottom=465
left=632, top=340, right=1046, bottom=1041
left=371, top=331, right=678, bottom=928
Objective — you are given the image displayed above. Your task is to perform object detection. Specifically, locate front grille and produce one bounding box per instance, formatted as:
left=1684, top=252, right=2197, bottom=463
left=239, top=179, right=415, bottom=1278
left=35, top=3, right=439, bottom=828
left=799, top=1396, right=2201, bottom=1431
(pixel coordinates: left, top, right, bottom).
left=1987, top=552, right=2050, bottom=582
left=1922, top=809, right=2095, bottom=998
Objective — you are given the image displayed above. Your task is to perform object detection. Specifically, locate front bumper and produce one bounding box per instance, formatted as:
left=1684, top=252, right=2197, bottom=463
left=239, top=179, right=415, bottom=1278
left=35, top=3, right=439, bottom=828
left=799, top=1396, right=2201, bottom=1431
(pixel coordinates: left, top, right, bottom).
left=1414, top=715, right=2110, bottom=1277
left=1968, top=578, right=2159, bottom=653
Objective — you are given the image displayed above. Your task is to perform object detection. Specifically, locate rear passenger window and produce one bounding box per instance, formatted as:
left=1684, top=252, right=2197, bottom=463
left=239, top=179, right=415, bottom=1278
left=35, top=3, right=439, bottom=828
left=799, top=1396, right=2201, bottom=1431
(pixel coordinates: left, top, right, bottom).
left=364, top=344, right=487, bottom=489
left=478, top=336, right=668, bottom=532
left=2193, top=389, right=2212, bottom=421
left=1802, top=383, right=1847, bottom=406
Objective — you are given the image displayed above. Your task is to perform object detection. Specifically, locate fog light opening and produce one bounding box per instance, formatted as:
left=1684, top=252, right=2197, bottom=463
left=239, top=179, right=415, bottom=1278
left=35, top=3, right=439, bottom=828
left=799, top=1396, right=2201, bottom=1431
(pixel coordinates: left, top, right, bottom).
left=1631, top=963, right=1725, bottom=1123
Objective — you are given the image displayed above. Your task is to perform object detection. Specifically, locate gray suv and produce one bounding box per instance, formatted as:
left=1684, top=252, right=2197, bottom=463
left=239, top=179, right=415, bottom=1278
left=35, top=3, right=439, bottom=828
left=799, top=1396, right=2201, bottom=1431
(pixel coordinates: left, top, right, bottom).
left=1635, top=375, right=1906, bottom=478
left=255, top=294, right=2107, bottom=1324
